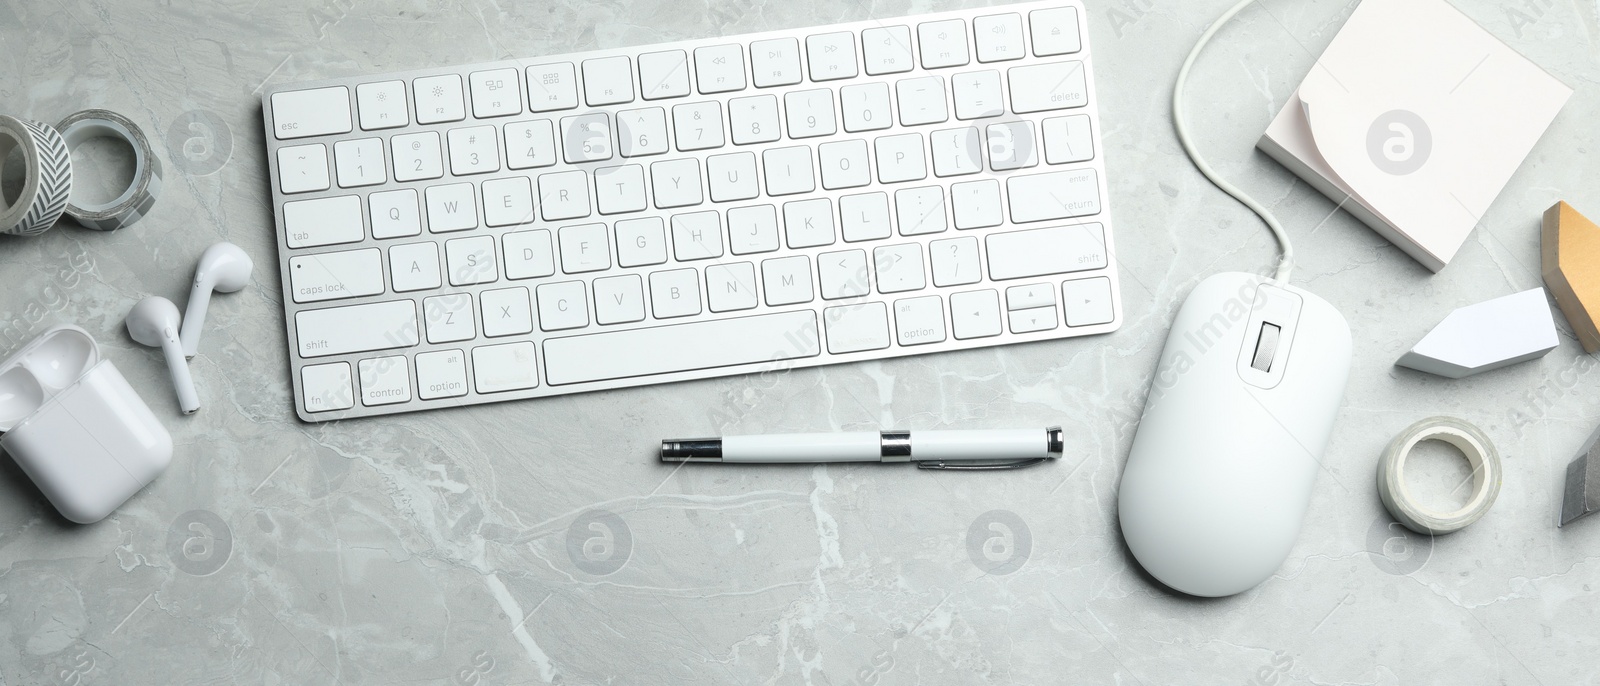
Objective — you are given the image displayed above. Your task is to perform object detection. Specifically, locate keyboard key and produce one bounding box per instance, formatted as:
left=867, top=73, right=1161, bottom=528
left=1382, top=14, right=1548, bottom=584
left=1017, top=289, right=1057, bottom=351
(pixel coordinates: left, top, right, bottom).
left=862, top=26, right=914, bottom=75
left=762, top=255, right=814, bottom=305
left=706, top=262, right=759, bottom=312
left=290, top=248, right=384, bottom=303
left=505, top=120, right=558, bottom=169
left=672, top=101, right=725, bottom=151
left=425, top=183, right=478, bottom=233
left=1062, top=276, right=1114, bottom=326
left=974, top=14, right=1025, bottom=63
left=840, top=192, right=891, bottom=241
left=358, top=356, right=411, bottom=406
left=582, top=56, right=635, bottom=106
left=447, top=125, right=500, bottom=175
left=356, top=81, right=407, bottom=131
left=651, top=158, right=704, bottom=208
left=414, top=74, right=466, bottom=124
left=1006, top=283, right=1056, bottom=310
left=824, top=303, right=890, bottom=353
left=763, top=146, right=815, bottom=196
left=671, top=211, right=723, bottom=260
left=895, top=185, right=946, bottom=236
left=918, top=19, right=970, bottom=68
left=296, top=300, right=418, bottom=358
left=819, top=249, right=869, bottom=299
left=931, top=236, right=980, bottom=286
left=751, top=38, right=803, bottom=87
left=472, top=342, right=540, bottom=392
left=370, top=189, right=421, bottom=239
left=469, top=68, right=522, bottom=118
left=694, top=44, right=746, bottom=93
left=729, top=95, right=781, bottom=145
left=893, top=295, right=946, bottom=345
left=277, top=144, right=329, bottom=194
left=874, top=133, right=926, bottom=183
left=952, top=70, right=1004, bottom=120
left=537, top=280, right=590, bottom=330
left=617, top=107, right=670, bottom=157
left=270, top=86, right=352, bottom=140
left=784, top=89, right=837, bottom=139
left=1008, top=61, right=1088, bottom=113
left=527, top=62, right=579, bottom=112
left=819, top=140, right=870, bottom=190
left=987, top=121, right=1037, bottom=171
left=895, top=76, right=948, bottom=126
left=333, top=138, right=385, bottom=188
left=561, top=112, right=613, bottom=163
left=728, top=204, right=779, bottom=254
left=841, top=82, right=892, bottom=132
left=1042, top=114, right=1095, bottom=164
left=614, top=217, right=668, bottom=267
left=783, top=198, right=834, bottom=248
left=649, top=268, right=701, bottom=318
left=595, top=165, right=648, bottom=215
left=559, top=223, right=611, bottom=273
left=931, top=127, right=982, bottom=177
left=806, top=32, right=859, bottom=81
left=284, top=195, right=363, bottom=248
left=416, top=349, right=468, bottom=399
left=392, top=131, right=444, bottom=182
left=538, top=170, right=591, bottom=220
left=445, top=235, right=498, bottom=285
left=1030, top=7, right=1082, bottom=57
left=1006, top=168, right=1100, bottom=222
left=951, top=179, right=1002, bottom=229
left=707, top=152, right=759, bottom=202
left=593, top=274, right=647, bottom=324
left=637, top=50, right=691, bottom=100
left=482, top=177, right=535, bottom=227
left=389, top=242, right=442, bottom=292
left=873, top=243, right=925, bottom=294
left=985, top=223, right=1108, bottom=280
left=1009, top=306, right=1058, bottom=333
left=542, top=310, right=820, bottom=386
left=950, top=289, right=1002, bottom=339
left=480, top=287, right=534, bottom=337
left=302, top=362, right=354, bottom=411
left=503, top=229, right=557, bottom=279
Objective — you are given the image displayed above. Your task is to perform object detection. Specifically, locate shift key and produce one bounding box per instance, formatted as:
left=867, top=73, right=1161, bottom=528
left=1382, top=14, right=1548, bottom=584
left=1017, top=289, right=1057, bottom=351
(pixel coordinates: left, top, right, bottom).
left=985, top=223, right=1107, bottom=280
left=296, top=300, right=419, bottom=357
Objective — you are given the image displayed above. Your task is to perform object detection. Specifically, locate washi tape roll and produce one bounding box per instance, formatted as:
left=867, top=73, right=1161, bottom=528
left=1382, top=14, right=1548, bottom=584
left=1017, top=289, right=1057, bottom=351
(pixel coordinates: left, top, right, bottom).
left=55, top=109, right=162, bottom=231
left=1377, top=416, right=1502, bottom=535
left=0, top=115, right=73, bottom=237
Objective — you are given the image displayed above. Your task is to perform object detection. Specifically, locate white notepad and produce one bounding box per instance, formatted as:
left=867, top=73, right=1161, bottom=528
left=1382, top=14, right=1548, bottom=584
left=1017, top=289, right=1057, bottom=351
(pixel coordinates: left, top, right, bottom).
left=1258, top=0, right=1571, bottom=272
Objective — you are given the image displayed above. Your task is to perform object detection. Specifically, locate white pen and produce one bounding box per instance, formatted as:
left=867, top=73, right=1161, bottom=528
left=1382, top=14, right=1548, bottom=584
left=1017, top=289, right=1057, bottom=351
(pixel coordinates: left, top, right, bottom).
left=660, top=427, right=1063, bottom=470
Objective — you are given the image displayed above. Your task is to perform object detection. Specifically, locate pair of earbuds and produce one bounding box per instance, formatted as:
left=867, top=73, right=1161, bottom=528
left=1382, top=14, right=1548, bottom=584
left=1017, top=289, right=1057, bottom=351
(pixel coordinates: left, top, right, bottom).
left=124, top=242, right=253, bottom=415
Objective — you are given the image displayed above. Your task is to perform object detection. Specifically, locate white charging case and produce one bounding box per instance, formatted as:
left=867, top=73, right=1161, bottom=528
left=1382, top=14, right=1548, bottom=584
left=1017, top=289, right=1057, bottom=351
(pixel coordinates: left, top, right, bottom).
left=0, top=325, right=171, bottom=523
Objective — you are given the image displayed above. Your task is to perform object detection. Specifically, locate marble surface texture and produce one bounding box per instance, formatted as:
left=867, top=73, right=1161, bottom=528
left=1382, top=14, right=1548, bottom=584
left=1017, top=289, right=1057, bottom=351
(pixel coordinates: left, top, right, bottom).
left=2, top=0, right=1599, bottom=683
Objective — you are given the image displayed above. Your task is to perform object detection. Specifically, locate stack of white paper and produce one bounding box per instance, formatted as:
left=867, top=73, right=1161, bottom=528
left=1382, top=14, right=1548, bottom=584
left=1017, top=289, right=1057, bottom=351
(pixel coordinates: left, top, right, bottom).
left=1258, top=0, right=1571, bottom=272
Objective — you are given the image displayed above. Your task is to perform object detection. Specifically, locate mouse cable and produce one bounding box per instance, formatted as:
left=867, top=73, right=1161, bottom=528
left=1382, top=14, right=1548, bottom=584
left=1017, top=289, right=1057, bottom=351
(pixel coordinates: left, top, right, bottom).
left=1172, top=0, right=1294, bottom=285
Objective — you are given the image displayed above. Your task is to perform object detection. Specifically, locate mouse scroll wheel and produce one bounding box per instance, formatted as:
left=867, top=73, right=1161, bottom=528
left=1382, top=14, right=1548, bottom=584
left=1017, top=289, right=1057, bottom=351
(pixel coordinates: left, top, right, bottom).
left=1250, top=323, right=1282, bottom=373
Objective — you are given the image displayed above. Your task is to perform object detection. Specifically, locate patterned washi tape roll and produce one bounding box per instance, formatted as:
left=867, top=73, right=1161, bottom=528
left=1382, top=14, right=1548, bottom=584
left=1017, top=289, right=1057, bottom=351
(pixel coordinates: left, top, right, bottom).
left=0, top=115, right=73, bottom=237
left=55, top=109, right=163, bottom=231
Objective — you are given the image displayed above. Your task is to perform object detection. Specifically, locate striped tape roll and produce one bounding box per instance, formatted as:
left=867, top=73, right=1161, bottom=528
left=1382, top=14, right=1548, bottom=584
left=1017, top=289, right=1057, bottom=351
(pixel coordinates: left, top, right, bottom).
left=0, top=116, right=73, bottom=237
left=56, top=109, right=163, bottom=231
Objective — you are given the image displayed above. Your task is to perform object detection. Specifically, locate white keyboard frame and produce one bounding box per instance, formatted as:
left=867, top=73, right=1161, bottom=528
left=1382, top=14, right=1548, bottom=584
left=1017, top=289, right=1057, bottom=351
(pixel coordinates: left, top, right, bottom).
left=261, top=0, right=1122, bottom=422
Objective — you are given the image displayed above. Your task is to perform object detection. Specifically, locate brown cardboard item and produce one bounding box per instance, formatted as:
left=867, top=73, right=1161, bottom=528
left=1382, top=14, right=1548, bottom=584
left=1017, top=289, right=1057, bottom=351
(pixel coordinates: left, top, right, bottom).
left=1542, top=201, right=1600, bottom=354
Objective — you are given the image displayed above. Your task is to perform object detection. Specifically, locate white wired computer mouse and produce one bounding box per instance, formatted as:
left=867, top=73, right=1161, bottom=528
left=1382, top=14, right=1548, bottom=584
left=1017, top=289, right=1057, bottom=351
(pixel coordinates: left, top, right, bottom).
left=1118, top=272, right=1351, bottom=597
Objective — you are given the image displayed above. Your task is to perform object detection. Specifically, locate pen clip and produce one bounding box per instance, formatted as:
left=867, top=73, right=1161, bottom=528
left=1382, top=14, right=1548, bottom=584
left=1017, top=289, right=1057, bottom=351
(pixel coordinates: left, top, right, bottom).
left=917, top=457, right=1052, bottom=471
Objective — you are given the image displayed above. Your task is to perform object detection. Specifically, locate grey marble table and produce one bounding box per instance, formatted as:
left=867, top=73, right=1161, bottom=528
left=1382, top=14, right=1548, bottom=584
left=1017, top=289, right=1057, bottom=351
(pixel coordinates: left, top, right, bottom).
left=2, top=0, right=1598, bottom=683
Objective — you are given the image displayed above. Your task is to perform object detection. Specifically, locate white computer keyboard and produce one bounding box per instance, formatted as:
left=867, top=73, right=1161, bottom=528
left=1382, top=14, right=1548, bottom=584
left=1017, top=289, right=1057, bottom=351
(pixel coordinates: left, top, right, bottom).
left=261, top=0, right=1122, bottom=421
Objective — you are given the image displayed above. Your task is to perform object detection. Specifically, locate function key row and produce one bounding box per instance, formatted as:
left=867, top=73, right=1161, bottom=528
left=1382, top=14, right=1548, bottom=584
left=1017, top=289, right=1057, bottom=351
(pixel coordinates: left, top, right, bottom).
left=270, top=8, right=1082, bottom=139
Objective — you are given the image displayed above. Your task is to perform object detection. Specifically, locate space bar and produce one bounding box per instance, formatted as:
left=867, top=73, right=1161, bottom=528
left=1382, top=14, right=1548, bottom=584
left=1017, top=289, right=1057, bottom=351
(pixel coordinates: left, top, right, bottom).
left=543, top=311, right=821, bottom=386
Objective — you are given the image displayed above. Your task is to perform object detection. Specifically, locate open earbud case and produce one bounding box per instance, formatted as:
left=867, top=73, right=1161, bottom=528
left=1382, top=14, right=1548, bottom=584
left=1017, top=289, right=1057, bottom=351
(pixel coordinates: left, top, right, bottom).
left=0, top=325, right=171, bottom=523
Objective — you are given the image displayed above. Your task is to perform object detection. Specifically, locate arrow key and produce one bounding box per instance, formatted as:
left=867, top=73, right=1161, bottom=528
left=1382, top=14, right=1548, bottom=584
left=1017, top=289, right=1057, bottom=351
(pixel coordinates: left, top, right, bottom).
left=1005, top=283, right=1056, bottom=310
left=951, top=289, right=1002, bottom=339
left=1008, top=306, right=1058, bottom=334
left=1062, top=276, right=1114, bottom=327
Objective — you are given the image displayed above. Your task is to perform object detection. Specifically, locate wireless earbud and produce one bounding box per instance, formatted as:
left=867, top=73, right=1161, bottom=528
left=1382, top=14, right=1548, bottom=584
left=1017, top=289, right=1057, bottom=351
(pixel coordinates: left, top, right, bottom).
left=180, top=241, right=253, bottom=358
left=126, top=296, right=200, bottom=415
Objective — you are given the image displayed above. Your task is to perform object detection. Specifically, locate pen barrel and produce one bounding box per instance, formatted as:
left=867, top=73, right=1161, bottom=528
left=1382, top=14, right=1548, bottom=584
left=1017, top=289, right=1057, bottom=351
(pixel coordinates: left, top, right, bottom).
left=723, top=432, right=881, bottom=462
left=912, top=429, right=1053, bottom=462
